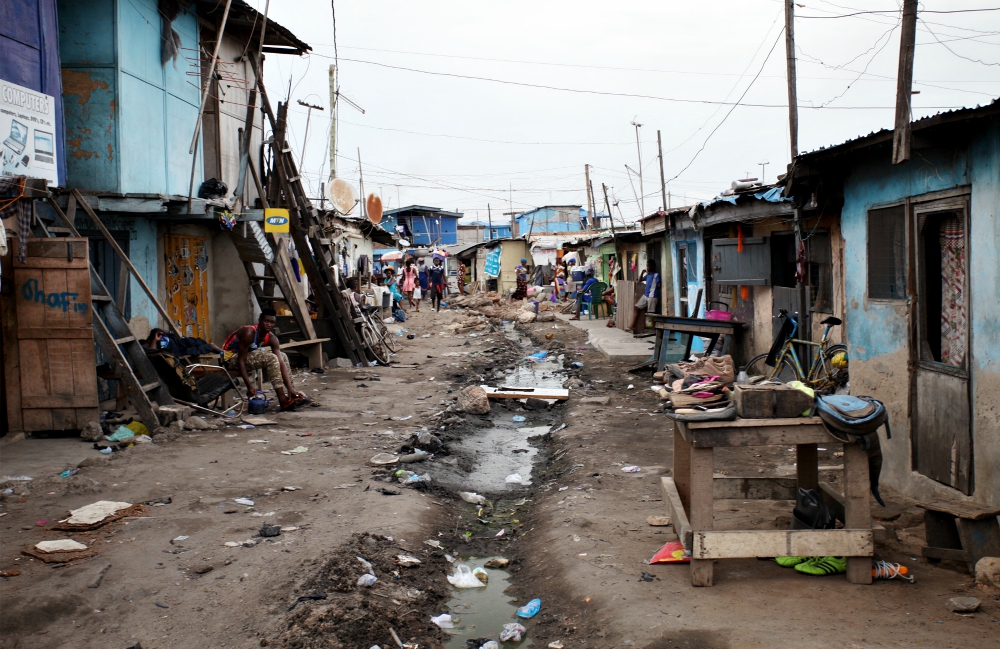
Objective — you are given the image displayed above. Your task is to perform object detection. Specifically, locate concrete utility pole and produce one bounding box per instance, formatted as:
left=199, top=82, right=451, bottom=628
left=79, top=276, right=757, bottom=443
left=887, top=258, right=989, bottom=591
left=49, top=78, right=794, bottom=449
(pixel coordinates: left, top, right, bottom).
left=328, top=65, right=337, bottom=179
left=892, top=0, right=918, bottom=164
left=657, top=130, right=667, bottom=212
left=631, top=119, right=644, bottom=217
left=584, top=164, right=594, bottom=226
left=296, top=99, right=324, bottom=170
left=784, top=0, right=799, bottom=160
left=358, top=147, right=366, bottom=219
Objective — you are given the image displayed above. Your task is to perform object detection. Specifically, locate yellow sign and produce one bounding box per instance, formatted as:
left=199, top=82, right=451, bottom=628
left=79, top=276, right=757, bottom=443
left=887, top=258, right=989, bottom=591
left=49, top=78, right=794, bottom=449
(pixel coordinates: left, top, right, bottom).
left=264, top=208, right=290, bottom=233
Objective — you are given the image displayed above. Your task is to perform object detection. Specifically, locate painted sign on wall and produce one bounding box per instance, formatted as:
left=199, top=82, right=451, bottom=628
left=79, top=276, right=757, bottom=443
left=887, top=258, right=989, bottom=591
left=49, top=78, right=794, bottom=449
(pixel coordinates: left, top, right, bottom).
left=0, top=80, right=59, bottom=185
left=165, top=235, right=210, bottom=339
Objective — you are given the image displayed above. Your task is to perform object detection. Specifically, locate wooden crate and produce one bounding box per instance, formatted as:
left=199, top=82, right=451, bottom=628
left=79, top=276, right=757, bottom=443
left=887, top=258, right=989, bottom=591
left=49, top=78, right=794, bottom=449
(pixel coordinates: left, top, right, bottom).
left=734, top=384, right=814, bottom=419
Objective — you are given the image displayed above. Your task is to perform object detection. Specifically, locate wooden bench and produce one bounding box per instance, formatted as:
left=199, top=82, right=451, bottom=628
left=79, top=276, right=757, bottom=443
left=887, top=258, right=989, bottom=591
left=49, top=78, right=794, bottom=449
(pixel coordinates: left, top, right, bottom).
left=918, top=500, right=1000, bottom=573
left=280, top=338, right=330, bottom=369
left=663, top=417, right=873, bottom=587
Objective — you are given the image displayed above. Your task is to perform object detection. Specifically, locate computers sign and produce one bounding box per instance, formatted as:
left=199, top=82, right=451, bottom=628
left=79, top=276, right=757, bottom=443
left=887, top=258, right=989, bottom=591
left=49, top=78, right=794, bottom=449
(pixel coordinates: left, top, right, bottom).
left=1, top=80, right=58, bottom=186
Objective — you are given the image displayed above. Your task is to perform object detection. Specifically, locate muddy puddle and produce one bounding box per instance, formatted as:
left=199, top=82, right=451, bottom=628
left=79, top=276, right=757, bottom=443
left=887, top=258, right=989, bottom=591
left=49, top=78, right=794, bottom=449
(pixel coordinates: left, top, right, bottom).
left=434, top=342, right=564, bottom=494
left=442, top=557, right=530, bottom=648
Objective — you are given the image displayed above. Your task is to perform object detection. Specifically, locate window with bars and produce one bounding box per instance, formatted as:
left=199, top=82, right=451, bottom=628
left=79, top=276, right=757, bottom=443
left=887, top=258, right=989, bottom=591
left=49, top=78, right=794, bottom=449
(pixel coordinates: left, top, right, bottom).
left=867, top=205, right=907, bottom=300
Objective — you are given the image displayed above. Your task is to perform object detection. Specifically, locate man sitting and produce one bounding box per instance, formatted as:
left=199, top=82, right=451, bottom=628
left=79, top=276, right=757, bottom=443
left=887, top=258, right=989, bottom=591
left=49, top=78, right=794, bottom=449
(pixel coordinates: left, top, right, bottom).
left=569, top=268, right=598, bottom=320
left=223, top=309, right=308, bottom=411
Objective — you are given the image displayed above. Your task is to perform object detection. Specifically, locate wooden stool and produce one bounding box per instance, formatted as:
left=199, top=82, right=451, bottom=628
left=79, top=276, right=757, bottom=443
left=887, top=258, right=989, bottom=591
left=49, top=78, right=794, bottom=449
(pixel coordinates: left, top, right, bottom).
left=919, top=500, right=1000, bottom=573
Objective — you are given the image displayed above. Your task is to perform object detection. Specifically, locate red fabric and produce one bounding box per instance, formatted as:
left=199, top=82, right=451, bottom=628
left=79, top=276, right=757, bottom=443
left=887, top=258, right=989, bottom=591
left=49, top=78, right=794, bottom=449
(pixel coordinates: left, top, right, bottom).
left=737, top=225, right=744, bottom=253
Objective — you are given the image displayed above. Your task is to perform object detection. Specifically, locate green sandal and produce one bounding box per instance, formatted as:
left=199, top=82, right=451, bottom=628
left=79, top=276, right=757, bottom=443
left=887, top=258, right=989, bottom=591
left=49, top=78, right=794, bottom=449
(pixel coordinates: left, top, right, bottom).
left=774, top=556, right=806, bottom=568
left=794, top=556, right=846, bottom=575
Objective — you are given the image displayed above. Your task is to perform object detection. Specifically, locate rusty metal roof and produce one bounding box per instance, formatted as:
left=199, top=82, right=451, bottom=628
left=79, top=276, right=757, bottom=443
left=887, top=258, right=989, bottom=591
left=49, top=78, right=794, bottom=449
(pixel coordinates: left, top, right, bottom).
left=194, top=0, right=311, bottom=55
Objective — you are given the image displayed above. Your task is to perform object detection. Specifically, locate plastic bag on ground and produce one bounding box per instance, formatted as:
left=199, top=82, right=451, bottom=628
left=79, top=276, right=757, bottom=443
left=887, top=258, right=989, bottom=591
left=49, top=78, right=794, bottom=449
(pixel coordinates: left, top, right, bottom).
left=107, top=426, right=135, bottom=442
left=499, top=622, right=527, bottom=642
left=459, top=491, right=487, bottom=505
left=430, top=613, right=454, bottom=629
left=516, top=598, right=541, bottom=618
left=447, top=563, right=486, bottom=588
left=357, top=573, right=377, bottom=586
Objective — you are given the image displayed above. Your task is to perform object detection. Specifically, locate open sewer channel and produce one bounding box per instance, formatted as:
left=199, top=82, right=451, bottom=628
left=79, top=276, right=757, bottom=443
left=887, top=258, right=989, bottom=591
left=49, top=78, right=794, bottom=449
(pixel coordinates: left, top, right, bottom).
left=437, top=338, right=562, bottom=646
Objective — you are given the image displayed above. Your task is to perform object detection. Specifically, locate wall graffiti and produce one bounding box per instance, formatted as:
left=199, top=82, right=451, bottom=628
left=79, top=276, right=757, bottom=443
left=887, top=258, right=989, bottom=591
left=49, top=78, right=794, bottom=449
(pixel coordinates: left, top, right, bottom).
left=19, top=277, right=90, bottom=314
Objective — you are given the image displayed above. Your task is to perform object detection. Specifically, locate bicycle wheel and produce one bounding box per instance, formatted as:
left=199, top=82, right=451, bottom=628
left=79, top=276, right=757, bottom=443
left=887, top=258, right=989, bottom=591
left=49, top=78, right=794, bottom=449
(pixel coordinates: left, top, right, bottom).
left=361, top=324, right=389, bottom=364
left=821, top=344, right=849, bottom=389
left=372, top=316, right=398, bottom=353
left=744, top=352, right=799, bottom=383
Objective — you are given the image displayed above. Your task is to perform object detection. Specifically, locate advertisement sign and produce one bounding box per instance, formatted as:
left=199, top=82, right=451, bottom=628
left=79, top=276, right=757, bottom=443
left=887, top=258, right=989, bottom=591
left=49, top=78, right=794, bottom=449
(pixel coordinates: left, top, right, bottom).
left=264, top=208, right=290, bottom=233
left=484, top=246, right=502, bottom=277
left=1, top=80, right=58, bottom=186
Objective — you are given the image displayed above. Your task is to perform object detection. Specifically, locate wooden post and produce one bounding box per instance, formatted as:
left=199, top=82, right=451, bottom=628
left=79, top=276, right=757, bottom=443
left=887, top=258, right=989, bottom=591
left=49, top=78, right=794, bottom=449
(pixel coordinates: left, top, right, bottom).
left=584, top=164, right=594, bottom=225
left=843, top=441, right=873, bottom=584
left=892, top=0, right=918, bottom=164
left=657, top=130, right=668, bottom=212
left=689, top=446, right=715, bottom=587
left=784, top=0, right=799, bottom=160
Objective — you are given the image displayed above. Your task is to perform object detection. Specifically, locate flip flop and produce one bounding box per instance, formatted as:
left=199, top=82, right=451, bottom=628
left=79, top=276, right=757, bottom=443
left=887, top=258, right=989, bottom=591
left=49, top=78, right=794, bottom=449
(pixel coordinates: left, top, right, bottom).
left=280, top=396, right=310, bottom=412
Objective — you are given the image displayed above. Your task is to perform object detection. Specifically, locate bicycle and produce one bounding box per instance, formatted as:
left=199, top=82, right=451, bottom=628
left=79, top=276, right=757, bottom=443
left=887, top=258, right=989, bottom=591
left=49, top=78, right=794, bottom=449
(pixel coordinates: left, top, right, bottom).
left=743, top=309, right=849, bottom=392
left=356, top=303, right=397, bottom=364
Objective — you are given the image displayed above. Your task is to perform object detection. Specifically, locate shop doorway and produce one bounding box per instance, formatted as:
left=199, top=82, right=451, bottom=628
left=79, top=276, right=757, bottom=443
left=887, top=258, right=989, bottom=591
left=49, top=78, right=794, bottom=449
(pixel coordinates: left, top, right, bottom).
left=912, top=197, right=972, bottom=494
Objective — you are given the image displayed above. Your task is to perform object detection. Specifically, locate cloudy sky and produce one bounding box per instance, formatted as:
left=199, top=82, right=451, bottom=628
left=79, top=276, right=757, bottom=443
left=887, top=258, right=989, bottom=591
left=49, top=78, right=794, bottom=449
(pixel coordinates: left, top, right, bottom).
left=251, top=0, right=1000, bottom=225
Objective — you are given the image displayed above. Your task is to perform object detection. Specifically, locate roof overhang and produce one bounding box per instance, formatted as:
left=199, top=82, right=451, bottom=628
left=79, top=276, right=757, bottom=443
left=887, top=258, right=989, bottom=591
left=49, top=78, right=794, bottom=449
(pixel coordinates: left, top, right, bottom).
left=194, top=0, right=311, bottom=55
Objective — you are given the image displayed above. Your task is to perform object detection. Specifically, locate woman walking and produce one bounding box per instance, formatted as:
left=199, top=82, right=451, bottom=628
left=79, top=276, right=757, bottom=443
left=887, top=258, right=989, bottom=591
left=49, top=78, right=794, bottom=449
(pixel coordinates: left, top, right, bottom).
left=418, top=258, right=429, bottom=304
left=511, top=258, right=529, bottom=301
left=401, top=260, right=419, bottom=312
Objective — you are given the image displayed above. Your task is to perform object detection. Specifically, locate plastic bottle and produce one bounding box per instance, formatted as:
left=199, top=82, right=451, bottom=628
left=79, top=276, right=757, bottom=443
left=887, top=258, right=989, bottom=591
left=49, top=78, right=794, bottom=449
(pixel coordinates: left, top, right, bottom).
left=736, top=366, right=750, bottom=385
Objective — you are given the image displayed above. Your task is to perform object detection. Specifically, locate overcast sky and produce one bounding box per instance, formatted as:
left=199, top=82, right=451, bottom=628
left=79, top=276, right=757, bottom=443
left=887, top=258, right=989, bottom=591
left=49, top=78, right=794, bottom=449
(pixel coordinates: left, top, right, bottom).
left=252, top=0, right=1000, bottom=225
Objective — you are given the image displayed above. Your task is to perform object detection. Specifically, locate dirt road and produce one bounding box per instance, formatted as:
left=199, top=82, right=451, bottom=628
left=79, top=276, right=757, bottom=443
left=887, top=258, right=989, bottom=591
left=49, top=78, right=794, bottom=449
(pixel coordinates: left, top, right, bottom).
left=1, top=304, right=997, bottom=649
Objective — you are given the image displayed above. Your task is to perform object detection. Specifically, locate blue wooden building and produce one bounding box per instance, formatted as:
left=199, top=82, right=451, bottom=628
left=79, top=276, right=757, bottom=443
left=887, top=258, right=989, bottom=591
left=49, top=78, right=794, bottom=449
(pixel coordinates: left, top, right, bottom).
left=515, top=205, right=607, bottom=234
left=790, top=101, right=1000, bottom=507
left=382, top=205, right=461, bottom=246
left=1, top=0, right=66, bottom=185
left=49, top=0, right=308, bottom=346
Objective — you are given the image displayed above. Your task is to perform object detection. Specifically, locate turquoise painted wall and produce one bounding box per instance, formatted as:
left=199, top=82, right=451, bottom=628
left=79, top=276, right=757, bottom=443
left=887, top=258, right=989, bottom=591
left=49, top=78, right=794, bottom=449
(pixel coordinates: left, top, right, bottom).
left=840, top=117, right=1000, bottom=504
left=58, top=0, right=202, bottom=194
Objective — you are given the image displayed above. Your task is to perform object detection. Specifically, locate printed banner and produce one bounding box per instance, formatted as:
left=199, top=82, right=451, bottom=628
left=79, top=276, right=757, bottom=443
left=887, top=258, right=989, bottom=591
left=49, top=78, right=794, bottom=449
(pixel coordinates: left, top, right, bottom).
left=484, top=246, right=502, bottom=277
left=264, top=208, right=290, bottom=233
left=0, top=79, right=58, bottom=185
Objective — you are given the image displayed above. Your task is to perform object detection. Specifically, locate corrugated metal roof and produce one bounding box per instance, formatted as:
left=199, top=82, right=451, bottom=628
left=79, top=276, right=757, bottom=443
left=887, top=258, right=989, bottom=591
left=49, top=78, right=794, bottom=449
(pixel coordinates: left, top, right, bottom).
left=799, top=98, right=1000, bottom=160
left=195, top=0, right=311, bottom=54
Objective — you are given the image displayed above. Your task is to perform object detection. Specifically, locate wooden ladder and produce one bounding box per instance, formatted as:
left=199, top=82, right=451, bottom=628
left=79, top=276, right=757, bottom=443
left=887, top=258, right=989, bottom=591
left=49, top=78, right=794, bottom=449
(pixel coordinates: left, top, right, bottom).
left=248, top=56, right=368, bottom=365
left=38, top=199, right=173, bottom=428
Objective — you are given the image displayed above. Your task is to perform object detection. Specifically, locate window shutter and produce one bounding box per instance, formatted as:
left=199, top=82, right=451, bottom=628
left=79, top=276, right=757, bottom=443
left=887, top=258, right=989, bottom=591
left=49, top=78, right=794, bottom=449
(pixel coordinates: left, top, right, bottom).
left=711, top=237, right=770, bottom=286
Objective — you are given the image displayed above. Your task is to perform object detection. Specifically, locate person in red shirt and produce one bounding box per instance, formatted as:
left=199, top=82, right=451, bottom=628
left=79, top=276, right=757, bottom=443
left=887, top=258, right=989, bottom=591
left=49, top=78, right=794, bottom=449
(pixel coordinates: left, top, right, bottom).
left=223, top=309, right=308, bottom=411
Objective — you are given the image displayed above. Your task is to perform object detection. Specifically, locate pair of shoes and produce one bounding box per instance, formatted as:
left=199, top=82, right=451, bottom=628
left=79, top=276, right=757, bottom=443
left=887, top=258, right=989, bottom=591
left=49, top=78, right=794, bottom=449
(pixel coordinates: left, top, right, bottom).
left=794, top=556, right=847, bottom=575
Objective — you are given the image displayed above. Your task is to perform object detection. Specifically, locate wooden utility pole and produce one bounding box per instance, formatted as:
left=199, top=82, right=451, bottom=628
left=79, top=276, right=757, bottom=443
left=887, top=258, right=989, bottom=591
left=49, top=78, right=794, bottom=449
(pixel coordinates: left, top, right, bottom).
left=584, top=164, right=594, bottom=226
left=893, top=0, right=918, bottom=164
left=296, top=99, right=324, bottom=168
left=784, top=0, right=799, bottom=160
left=657, top=130, right=667, bottom=212
left=487, top=203, right=493, bottom=240
left=328, top=65, right=337, bottom=179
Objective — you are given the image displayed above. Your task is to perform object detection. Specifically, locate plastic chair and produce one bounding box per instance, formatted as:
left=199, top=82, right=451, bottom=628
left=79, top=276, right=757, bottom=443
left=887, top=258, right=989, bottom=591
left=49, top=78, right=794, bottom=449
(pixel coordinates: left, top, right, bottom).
left=582, top=281, right=609, bottom=319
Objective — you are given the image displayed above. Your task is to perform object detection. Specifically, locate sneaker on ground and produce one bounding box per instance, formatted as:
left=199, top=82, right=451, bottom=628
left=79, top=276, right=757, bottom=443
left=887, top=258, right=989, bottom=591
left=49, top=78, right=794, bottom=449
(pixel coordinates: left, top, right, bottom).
left=794, top=556, right=847, bottom=575
left=774, top=556, right=806, bottom=567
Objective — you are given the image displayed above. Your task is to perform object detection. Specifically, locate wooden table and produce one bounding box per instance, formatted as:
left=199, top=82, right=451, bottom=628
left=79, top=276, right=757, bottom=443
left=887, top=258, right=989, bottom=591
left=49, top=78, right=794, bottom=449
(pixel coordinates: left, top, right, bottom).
left=662, top=417, right=873, bottom=587
left=649, top=315, right=742, bottom=371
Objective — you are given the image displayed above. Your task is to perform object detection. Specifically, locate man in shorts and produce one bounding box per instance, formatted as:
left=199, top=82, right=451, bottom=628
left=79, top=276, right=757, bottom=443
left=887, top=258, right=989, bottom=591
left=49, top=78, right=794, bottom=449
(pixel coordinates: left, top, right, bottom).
left=628, top=259, right=661, bottom=332
left=223, top=309, right=309, bottom=411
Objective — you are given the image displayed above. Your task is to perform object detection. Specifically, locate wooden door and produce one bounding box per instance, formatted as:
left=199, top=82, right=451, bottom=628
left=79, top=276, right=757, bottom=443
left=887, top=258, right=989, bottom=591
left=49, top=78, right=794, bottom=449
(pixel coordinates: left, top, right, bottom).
left=164, top=234, right=210, bottom=339
left=912, top=198, right=972, bottom=494
left=11, top=238, right=99, bottom=431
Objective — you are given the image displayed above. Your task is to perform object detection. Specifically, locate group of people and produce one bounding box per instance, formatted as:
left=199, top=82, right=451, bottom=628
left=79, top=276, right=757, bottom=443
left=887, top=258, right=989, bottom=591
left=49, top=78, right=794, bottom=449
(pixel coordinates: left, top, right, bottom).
left=382, top=255, right=465, bottom=315
left=512, top=256, right=662, bottom=333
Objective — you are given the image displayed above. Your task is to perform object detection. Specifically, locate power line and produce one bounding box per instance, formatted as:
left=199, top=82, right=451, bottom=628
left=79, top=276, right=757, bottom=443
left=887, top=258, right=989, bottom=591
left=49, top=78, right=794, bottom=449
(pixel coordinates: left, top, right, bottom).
left=667, top=27, right=786, bottom=184
left=798, top=7, right=1000, bottom=19
left=311, top=52, right=963, bottom=111
left=920, top=18, right=1000, bottom=66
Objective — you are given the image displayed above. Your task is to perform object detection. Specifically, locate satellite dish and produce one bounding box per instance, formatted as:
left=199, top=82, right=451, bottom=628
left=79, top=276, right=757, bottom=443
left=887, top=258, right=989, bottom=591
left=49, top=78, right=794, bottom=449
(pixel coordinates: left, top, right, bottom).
left=366, top=193, right=383, bottom=224
left=328, top=178, right=355, bottom=214
left=399, top=238, right=410, bottom=247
